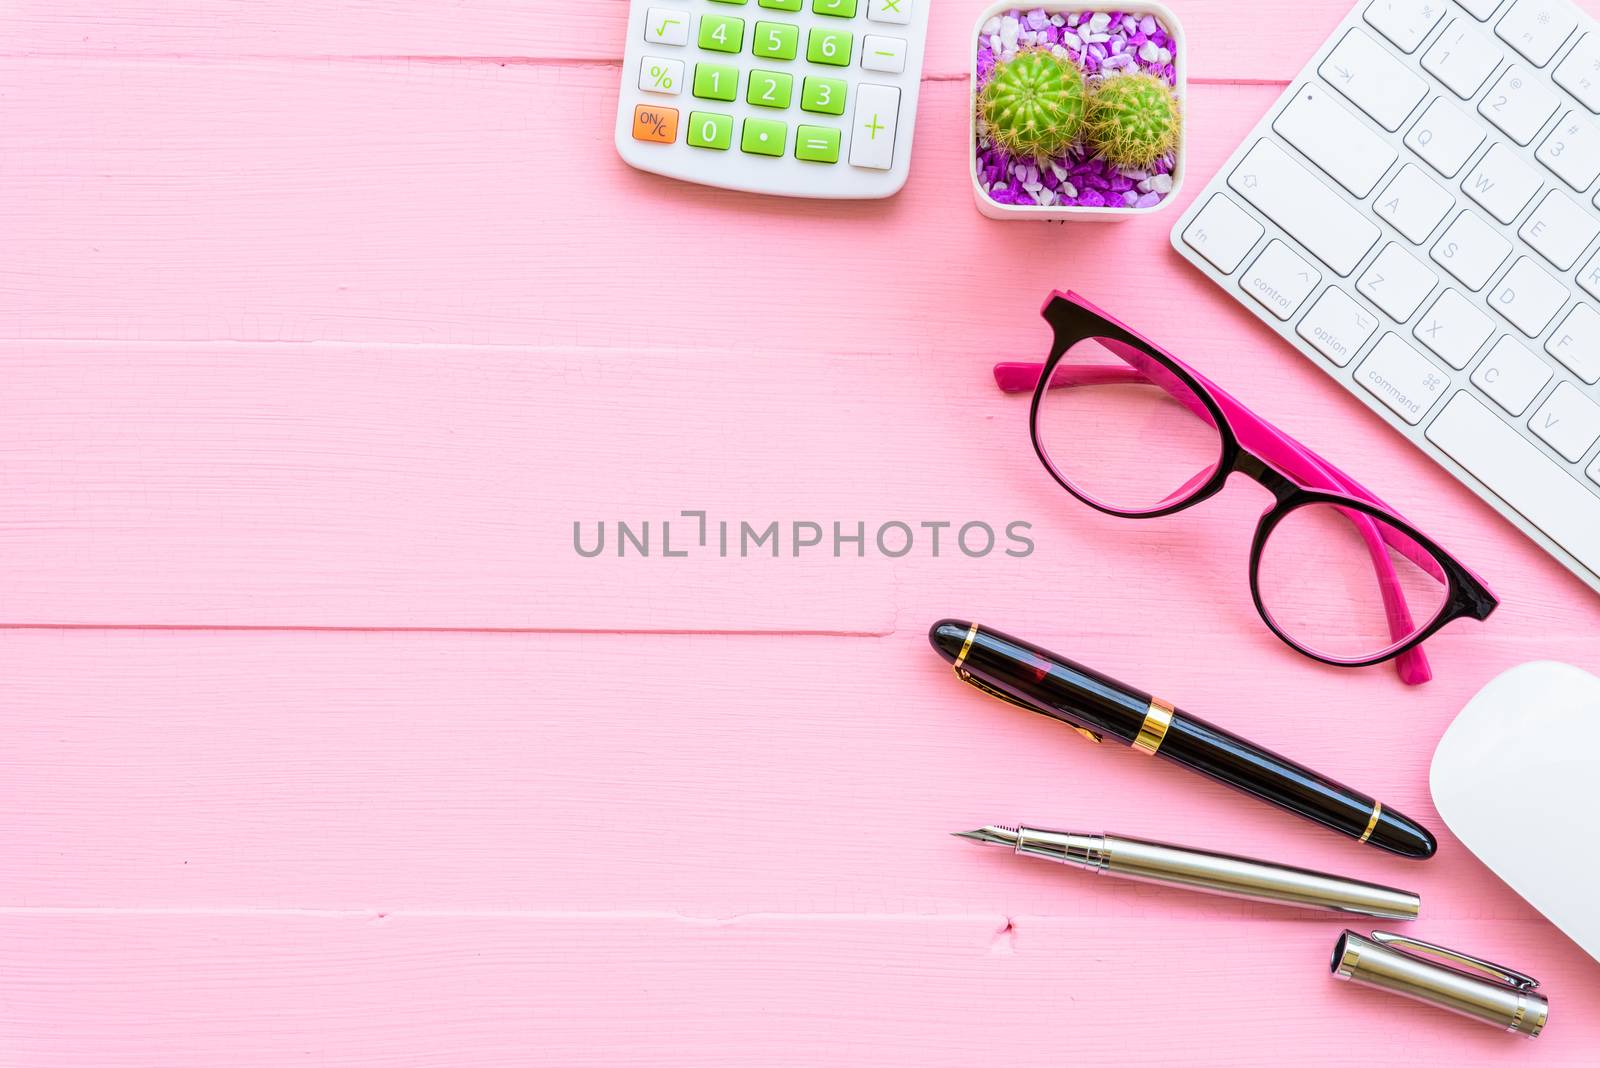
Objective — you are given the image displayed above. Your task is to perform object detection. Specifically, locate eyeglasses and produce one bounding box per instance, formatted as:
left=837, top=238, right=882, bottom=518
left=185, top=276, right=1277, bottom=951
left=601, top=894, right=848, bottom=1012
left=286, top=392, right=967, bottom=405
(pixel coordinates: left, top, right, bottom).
left=995, top=291, right=1497, bottom=685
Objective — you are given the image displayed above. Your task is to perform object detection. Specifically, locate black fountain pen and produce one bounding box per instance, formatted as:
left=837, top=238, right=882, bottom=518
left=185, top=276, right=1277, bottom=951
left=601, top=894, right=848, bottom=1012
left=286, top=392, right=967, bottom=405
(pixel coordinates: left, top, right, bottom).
left=930, top=621, right=1437, bottom=860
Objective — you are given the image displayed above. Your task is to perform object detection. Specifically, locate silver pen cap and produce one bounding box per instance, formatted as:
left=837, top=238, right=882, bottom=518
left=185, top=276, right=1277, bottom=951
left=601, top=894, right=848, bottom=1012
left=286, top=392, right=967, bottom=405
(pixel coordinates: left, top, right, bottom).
left=1331, top=930, right=1548, bottom=1037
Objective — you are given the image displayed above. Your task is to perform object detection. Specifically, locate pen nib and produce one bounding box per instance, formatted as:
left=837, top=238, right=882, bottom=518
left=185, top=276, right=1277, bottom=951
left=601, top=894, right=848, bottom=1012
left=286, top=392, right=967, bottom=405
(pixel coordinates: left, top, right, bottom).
left=952, top=826, right=1021, bottom=848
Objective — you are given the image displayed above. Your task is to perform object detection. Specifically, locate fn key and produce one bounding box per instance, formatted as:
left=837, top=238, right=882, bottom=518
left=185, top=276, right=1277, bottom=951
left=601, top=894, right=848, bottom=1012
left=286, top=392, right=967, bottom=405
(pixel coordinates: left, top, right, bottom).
left=849, top=84, right=900, bottom=169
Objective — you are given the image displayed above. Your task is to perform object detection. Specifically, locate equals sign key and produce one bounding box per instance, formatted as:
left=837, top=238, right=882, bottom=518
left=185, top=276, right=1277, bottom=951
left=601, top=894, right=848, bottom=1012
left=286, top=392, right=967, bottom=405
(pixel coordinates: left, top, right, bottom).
left=796, top=125, right=841, bottom=164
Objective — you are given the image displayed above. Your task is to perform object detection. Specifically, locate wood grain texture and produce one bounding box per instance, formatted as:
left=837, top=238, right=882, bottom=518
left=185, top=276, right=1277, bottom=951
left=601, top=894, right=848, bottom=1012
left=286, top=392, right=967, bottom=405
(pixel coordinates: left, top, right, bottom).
left=7, top=0, right=1600, bottom=1062
left=1, top=0, right=1359, bottom=81
left=2, top=63, right=1278, bottom=347
left=4, top=912, right=1598, bottom=1067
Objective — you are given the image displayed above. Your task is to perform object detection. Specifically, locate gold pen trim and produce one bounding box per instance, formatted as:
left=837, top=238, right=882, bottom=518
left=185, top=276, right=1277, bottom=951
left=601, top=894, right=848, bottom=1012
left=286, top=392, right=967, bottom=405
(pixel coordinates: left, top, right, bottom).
left=1358, top=801, right=1383, bottom=844
left=953, top=624, right=979, bottom=671
left=1132, top=697, right=1174, bottom=756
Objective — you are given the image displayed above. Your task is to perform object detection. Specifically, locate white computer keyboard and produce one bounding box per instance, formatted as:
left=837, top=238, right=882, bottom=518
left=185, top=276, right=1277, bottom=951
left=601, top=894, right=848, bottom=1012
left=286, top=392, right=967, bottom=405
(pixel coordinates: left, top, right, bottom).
left=1171, top=0, right=1600, bottom=596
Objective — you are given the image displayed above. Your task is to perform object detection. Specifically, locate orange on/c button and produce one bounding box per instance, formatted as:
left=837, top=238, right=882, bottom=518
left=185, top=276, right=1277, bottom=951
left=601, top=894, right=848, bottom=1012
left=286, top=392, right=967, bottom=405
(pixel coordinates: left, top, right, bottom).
left=632, top=104, right=679, bottom=144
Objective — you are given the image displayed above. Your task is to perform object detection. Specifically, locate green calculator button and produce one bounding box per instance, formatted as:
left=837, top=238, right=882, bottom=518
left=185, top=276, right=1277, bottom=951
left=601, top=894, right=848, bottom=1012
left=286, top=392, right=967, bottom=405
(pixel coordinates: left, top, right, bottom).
left=693, top=62, right=739, bottom=101
left=741, top=117, right=788, bottom=156
left=698, top=13, right=745, bottom=53
left=801, top=75, right=847, bottom=115
left=752, top=20, right=799, bottom=60
left=759, top=0, right=803, bottom=9
left=807, top=27, right=852, bottom=66
left=746, top=69, right=793, bottom=109
left=687, top=111, right=734, bottom=150
left=812, top=0, right=858, bottom=16
left=795, top=125, right=841, bottom=163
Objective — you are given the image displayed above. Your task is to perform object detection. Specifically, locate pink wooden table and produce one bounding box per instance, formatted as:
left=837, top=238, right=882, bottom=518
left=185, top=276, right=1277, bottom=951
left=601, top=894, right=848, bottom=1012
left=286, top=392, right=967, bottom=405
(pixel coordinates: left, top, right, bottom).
left=4, top=1, right=1599, bottom=1063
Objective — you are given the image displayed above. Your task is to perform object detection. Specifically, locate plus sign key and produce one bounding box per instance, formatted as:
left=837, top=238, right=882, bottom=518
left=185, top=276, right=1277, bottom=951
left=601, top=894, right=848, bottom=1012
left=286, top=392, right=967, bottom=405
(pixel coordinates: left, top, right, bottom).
left=848, top=83, right=900, bottom=170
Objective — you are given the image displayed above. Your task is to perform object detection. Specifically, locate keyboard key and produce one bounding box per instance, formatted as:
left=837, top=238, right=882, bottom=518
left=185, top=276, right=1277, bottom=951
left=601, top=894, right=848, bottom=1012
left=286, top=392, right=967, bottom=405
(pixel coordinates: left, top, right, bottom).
left=1357, top=333, right=1450, bottom=423
left=631, top=103, right=680, bottom=143
left=1182, top=194, right=1264, bottom=273
left=1548, top=304, right=1600, bottom=382
left=1228, top=140, right=1381, bottom=275
left=1365, top=0, right=1446, bottom=52
left=1432, top=210, right=1513, bottom=288
left=752, top=21, right=800, bottom=60
left=1480, top=66, right=1560, bottom=144
left=1359, top=243, right=1439, bottom=319
left=848, top=82, right=899, bottom=169
left=645, top=6, right=691, bottom=46
left=1495, top=0, right=1578, bottom=66
left=1520, top=190, right=1599, bottom=269
left=698, top=13, right=745, bottom=52
left=1427, top=392, right=1600, bottom=574
left=1537, top=112, right=1600, bottom=190
left=747, top=69, right=793, bottom=108
left=1298, top=288, right=1380, bottom=366
left=1554, top=34, right=1600, bottom=111
left=1242, top=240, right=1322, bottom=319
left=1407, top=98, right=1487, bottom=177
left=795, top=124, right=842, bottom=163
left=1456, top=0, right=1504, bottom=18
left=1273, top=83, right=1396, bottom=196
left=1375, top=164, right=1454, bottom=242
left=693, top=62, right=739, bottom=101
left=741, top=116, right=787, bottom=156
left=760, top=0, right=804, bottom=9
left=1472, top=334, right=1553, bottom=413
left=1416, top=289, right=1495, bottom=367
left=1581, top=249, right=1600, bottom=300
left=686, top=110, right=734, bottom=149
left=867, top=0, right=911, bottom=24
left=1320, top=29, right=1428, bottom=130
left=861, top=34, right=907, bottom=73
left=813, top=0, right=857, bottom=16
left=1424, top=20, right=1505, bottom=97
left=639, top=56, right=685, bottom=95
left=1490, top=256, right=1568, bottom=334
left=801, top=75, right=847, bottom=115
left=1461, top=143, right=1542, bottom=223
left=809, top=27, right=853, bottom=65
left=1531, top=381, right=1600, bottom=460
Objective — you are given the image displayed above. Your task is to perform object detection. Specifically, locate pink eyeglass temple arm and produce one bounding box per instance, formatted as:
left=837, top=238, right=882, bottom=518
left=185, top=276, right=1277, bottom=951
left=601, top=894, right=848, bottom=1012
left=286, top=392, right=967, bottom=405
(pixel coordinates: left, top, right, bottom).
left=994, top=360, right=1440, bottom=685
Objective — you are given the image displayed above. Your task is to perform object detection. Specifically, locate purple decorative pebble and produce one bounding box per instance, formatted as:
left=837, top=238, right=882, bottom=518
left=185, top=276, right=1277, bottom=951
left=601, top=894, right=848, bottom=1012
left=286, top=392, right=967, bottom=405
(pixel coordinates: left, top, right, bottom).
left=976, top=7, right=1179, bottom=211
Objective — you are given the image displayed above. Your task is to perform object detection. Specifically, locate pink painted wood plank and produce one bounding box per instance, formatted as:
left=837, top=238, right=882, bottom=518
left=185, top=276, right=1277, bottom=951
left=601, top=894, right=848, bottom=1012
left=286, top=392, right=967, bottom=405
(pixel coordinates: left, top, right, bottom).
left=4, top=912, right=1598, bottom=1066
left=7, top=331, right=1600, bottom=632
left=4, top=628, right=1596, bottom=916
left=1, top=63, right=1279, bottom=347
left=1, top=0, right=1363, bottom=81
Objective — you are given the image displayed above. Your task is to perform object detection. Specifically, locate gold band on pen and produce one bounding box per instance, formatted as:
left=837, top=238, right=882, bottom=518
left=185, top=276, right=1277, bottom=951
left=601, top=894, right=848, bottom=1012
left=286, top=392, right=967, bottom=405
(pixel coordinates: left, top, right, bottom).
left=1132, top=697, right=1174, bottom=756
left=953, top=624, right=979, bottom=672
left=1358, top=801, right=1383, bottom=844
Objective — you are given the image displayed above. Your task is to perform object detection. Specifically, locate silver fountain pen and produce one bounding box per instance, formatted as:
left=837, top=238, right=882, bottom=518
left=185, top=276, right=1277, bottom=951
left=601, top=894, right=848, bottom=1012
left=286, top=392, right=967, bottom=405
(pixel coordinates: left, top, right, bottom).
left=957, top=824, right=1420, bottom=920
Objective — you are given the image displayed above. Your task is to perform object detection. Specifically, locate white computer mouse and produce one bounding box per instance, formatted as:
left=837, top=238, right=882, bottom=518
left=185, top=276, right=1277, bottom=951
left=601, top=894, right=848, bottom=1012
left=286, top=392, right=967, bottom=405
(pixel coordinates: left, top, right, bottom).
left=1430, top=661, right=1600, bottom=965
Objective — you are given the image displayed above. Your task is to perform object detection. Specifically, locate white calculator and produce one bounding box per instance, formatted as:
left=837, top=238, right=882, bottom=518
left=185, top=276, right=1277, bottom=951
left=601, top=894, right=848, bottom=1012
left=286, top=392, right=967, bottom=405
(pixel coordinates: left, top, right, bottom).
left=615, top=0, right=930, bottom=198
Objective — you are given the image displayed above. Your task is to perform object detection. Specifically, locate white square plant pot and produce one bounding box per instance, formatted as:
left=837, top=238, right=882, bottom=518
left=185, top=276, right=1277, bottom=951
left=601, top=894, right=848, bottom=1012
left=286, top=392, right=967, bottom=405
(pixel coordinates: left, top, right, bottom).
left=971, top=0, right=1187, bottom=221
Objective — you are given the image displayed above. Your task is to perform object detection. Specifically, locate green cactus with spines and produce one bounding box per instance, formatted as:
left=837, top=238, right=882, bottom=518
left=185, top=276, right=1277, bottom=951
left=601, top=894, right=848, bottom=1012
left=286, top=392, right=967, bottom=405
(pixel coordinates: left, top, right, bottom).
left=1084, top=71, right=1182, bottom=168
left=977, top=48, right=1087, bottom=161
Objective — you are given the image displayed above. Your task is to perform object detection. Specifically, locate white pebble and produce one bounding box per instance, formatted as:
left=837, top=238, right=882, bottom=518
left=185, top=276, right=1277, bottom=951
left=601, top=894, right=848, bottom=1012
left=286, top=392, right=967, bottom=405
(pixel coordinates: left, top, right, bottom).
left=989, top=33, right=1002, bottom=54
left=1050, top=14, right=1064, bottom=25
left=1124, top=167, right=1150, bottom=180
left=1139, top=41, right=1160, bottom=62
left=1123, top=190, right=1140, bottom=206
left=1157, top=47, right=1172, bottom=64
left=982, top=16, right=1002, bottom=35
left=1085, top=32, right=1110, bottom=44
left=1061, top=31, right=1081, bottom=49
left=1049, top=159, right=1067, bottom=181
left=1000, top=15, right=1021, bottom=49
left=1102, top=53, right=1133, bottom=70
left=1060, top=181, right=1077, bottom=198
left=1088, top=11, right=1111, bottom=32
left=1150, top=173, right=1174, bottom=194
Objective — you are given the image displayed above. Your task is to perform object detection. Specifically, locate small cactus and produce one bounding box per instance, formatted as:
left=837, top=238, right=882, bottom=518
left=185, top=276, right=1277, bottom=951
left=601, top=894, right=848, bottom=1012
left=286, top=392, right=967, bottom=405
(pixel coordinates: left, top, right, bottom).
left=978, top=49, right=1087, bottom=161
left=1084, top=71, right=1181, bottom=168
